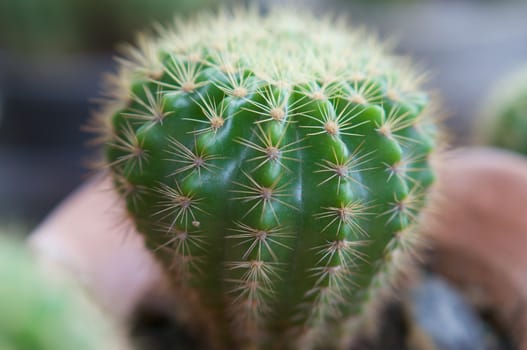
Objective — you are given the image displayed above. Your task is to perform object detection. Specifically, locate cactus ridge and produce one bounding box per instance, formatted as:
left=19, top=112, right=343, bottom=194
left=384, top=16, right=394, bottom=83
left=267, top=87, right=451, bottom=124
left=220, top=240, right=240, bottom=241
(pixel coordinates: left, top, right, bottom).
left=99, top=8, right=438, bottom=349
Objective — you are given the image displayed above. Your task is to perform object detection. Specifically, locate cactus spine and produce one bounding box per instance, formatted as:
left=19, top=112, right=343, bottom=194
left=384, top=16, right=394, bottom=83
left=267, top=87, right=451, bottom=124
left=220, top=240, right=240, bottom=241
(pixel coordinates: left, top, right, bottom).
left=98, top=8, right=438, bottom=349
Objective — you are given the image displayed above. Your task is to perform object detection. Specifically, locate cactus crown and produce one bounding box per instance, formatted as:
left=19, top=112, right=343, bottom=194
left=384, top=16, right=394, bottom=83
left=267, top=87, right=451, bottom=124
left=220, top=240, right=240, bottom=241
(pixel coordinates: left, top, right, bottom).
left=99, top=7, right=438, bottom=350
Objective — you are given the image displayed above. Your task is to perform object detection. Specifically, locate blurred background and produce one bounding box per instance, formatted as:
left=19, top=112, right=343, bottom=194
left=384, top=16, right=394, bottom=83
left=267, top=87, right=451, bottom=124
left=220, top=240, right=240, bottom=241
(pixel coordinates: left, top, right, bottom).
left=1, top=0, right=526, bottom=231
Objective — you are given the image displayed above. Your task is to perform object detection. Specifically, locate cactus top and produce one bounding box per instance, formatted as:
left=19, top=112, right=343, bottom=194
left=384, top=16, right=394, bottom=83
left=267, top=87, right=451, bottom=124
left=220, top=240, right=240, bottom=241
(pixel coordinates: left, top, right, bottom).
left=100, top=8, right=438, bottom=350
left=96, top=8, right=426, bottom=111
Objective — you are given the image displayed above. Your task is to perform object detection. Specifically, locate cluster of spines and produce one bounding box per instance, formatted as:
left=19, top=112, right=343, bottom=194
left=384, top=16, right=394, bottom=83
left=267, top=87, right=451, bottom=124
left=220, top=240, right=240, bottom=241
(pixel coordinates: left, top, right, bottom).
left=223, top=87, right=299, bottom=343
left=91, top=8, right=428, bottom=121
left=98, top=7, right=438, bottom=350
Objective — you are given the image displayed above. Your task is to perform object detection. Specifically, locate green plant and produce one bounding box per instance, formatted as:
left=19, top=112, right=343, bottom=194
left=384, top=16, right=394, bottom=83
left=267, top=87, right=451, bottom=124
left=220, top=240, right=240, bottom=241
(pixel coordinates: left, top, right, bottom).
left=98, top=8, right=439, bottom=349
left=0, top=234, right=129, bottom=350
left=0, top=0, right=233, bottom=54
left=475, top=66, right=527, bottom=155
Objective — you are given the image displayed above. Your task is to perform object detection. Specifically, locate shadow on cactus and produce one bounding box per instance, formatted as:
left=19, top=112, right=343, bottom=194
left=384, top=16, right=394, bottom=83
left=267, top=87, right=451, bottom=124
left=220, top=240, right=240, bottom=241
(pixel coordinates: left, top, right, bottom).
left=93, top=7, right=440, bottom=350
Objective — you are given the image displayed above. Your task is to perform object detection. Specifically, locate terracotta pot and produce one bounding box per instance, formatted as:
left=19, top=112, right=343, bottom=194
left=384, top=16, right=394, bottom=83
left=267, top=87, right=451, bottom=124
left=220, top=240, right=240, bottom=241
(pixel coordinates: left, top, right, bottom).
left=29, top=175, right=172, bottom=322
left=423, top=147, right=527, bottom=350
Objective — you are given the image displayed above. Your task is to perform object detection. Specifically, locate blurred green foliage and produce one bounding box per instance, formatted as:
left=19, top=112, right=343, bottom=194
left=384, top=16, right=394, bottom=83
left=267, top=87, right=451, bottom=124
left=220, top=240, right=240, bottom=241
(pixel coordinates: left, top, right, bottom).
left=0, top=234, right=128, bottom=349
left=0, top=0, right=233, bottom=54
left=476, top=65, right=527, bottom=155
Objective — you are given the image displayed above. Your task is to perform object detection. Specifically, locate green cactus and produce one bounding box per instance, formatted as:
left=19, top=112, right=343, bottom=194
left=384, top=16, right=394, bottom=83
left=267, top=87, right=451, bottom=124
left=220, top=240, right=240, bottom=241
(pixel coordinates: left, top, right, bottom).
left=97, top=8, right=438, bottom=349
left=476, top=66, right=527, bottom=154
left=0, top=234, right=129, bottom=350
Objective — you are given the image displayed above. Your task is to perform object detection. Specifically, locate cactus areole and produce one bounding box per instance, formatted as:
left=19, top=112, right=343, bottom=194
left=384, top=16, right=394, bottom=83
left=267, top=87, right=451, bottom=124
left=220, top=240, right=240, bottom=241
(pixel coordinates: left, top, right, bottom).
left=99, top=8, right=438, bottom=350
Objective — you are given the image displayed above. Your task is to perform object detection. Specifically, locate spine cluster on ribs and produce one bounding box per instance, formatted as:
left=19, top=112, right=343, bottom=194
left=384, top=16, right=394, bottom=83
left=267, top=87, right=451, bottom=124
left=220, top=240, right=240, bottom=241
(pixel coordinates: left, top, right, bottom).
left=98, top=8, right=438, bottom=350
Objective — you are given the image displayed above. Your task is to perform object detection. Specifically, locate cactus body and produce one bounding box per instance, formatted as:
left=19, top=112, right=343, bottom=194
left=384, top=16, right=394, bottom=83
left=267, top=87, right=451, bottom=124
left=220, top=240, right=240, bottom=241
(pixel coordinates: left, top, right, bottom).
left=476, top=66, right=527, bottom=154
left=0, top=234, right=128, bottom=350
left=99, top=9, right=438, bottom=349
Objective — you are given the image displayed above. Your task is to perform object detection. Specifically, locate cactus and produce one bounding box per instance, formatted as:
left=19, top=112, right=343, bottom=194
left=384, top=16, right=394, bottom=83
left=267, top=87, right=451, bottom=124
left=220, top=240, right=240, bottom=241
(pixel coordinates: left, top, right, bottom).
left=475, top=66, right=527, bottom=155
left=0, top=233, right=129, bottom=350
left=97, top=8, right=438, bottom=349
